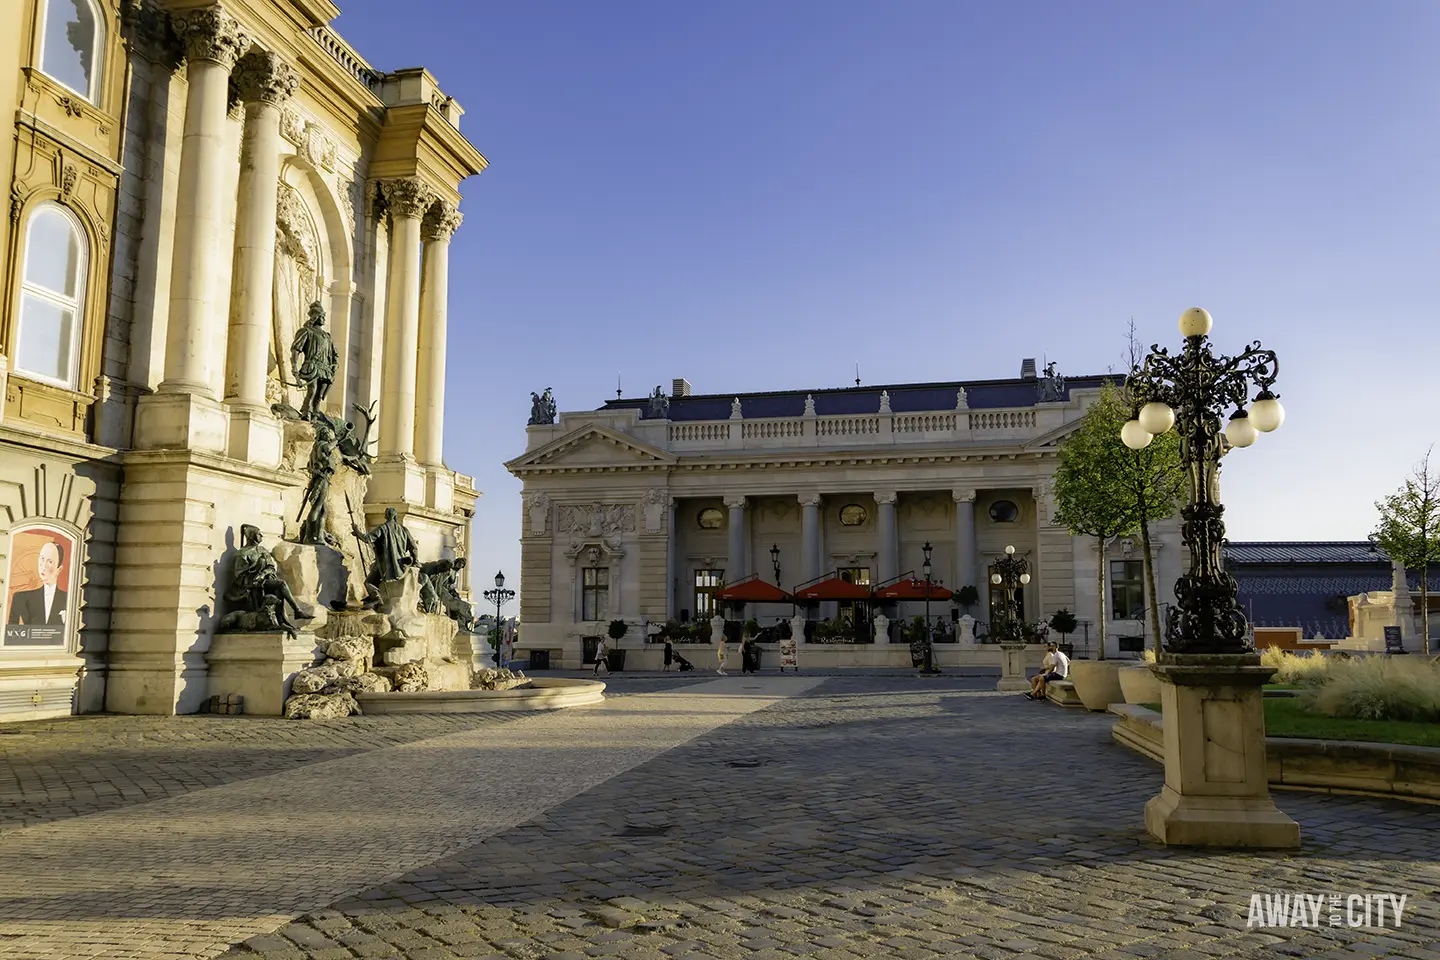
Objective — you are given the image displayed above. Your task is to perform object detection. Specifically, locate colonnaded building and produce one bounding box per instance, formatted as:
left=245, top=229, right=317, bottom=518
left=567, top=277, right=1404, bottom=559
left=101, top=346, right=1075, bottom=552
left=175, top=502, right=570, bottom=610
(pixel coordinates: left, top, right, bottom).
left=0, top=0, right=483, bottom=719
left=506, top=364, right=1185, bottom=669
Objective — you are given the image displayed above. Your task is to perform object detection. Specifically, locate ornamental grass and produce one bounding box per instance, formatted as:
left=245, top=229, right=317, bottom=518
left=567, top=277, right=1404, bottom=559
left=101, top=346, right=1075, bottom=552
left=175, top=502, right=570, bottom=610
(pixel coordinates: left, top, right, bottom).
left=1259, top=647, right=1333, bottom=687
left=1303, top=655, right=1440, bottom=724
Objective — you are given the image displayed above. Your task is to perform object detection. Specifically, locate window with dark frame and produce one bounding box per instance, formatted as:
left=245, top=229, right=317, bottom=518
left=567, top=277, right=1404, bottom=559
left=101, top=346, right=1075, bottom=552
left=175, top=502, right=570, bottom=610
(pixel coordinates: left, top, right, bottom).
left=837, top=566, right=871, bottom=625
left=581, top=566, right=609, bottom=621
left=1110, top=559, right=1145, bottom=620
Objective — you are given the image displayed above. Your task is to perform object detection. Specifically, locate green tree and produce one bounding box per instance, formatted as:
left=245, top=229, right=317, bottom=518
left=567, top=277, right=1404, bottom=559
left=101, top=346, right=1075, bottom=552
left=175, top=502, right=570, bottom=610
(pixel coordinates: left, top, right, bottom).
left=1053, top=383, right=1140, bottom=660
left=1371, top=446, right=1440, bottom=655
left=956, top=584, right=980, bottom=615
left=1120, top=321, right=1187, bottom=652
left=1049, top=608, right=1078, bottom=644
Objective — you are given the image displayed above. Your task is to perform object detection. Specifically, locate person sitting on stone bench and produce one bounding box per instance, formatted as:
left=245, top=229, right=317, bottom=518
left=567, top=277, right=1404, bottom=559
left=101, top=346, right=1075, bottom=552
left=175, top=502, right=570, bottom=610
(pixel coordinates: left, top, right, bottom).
left=1026, top=641, right=1069, bottom=700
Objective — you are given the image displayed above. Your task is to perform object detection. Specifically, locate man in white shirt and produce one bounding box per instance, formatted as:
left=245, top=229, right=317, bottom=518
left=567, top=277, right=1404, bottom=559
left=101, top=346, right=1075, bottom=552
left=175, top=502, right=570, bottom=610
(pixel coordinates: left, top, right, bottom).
left=1026, top=642, right=1070, bottom=700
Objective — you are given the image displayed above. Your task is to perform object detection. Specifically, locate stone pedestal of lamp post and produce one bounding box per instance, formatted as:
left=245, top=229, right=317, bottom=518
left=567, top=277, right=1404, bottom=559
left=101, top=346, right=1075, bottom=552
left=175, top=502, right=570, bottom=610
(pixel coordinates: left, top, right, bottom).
left=1144, top=653, right=1300, bottom=849
left=996, top=642, right=1029, bottom=691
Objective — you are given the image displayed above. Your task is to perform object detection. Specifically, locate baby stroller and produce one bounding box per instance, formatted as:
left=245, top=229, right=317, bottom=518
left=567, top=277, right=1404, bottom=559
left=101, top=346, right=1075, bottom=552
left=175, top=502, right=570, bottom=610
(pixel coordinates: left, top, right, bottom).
left=674, top=650, right=695, bottom=672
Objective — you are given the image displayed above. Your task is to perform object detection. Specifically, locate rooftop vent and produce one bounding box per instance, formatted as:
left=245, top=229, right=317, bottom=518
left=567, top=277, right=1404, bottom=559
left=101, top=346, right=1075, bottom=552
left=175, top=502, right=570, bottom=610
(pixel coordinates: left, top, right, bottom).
left=1020, top=358, right=1037, bottom=380
left=672, top=378, right=692, bottom=397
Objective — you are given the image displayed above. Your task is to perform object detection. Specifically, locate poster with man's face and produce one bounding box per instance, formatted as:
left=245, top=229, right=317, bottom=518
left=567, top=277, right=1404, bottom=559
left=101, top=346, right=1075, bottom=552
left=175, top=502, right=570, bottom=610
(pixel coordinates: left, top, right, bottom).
left=4, top=527, right=77, bottom=647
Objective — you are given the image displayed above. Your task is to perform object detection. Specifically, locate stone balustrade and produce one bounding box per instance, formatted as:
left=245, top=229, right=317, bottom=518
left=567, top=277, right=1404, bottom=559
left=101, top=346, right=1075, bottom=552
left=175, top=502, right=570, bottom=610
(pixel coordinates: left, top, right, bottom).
left=660, top=406, right=1041, bottom=452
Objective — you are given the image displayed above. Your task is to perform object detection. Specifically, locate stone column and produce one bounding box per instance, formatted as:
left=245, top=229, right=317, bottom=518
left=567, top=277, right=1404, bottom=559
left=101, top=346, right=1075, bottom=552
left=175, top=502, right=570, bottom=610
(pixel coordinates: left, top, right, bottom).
left=378, top=177, right=435, bottom=458
left=875, top=491, right=898, bottom=583
left=161, top=8, right=247, bottom=397
left=224, top=48, right=296, bottom=463
left=724, top=496, right=748, bottom=582
left=666, top=496, right=679, bottom=618
left=799, top=493, right=822, bottom=582
left=134, top=6, right=247, bottom=452
left=953, top=488, right=979, bottom=592
left=416, top=201, right=462, bottom=466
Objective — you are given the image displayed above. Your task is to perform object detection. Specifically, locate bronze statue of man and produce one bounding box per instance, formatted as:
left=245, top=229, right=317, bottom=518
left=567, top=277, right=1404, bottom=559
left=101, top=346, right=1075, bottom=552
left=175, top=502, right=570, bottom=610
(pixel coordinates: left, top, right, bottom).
left=297, top=420, right=337, bottom=545
left=353, top=507, right=420, bottom=585
left=224, top=524, right=311, bottom=637
left=291, top=301, right=338, bottom=419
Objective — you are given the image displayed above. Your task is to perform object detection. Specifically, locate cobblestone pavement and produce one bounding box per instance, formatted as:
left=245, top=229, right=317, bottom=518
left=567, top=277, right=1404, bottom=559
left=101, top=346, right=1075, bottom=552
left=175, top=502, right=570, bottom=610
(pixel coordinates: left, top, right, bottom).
left=2, top=677, right=1438, bottom=960
left=0, top=677, right=819, bottom=959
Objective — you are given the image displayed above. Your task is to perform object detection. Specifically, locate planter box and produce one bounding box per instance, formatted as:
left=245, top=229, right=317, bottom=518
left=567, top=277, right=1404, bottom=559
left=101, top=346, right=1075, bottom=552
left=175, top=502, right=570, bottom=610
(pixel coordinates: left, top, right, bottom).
left=1069, top=660, right=1125, bottom=712
left=1118, top=664, right=1162, bottom=705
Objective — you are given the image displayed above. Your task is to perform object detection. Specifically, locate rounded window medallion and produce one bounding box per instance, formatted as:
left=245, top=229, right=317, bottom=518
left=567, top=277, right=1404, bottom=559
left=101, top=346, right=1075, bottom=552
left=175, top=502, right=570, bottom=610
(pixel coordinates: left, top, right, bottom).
left=839, top=504, right=868, bottom=526
left=988, top=499, right=1019, bottom=523
left=697, top=507, right=725, bottom=530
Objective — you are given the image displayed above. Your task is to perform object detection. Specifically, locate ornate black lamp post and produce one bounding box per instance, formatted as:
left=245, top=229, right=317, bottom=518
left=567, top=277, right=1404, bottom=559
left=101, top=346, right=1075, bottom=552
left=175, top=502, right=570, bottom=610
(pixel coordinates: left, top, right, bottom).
left=482, top=570, right=516, bottom=670
left=770, top=543, right=781, bottom=584
left=1122, top=306, right=1285, bottom=655
left=1120, top=307, right=1297, bottom=849
left=988, top=545, right=1031, bottom=642
left=918, top=541, right=940, bottom=675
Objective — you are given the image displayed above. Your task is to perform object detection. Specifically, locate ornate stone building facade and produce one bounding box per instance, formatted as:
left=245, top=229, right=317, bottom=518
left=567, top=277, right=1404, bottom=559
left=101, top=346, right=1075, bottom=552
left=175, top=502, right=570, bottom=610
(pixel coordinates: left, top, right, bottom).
left=0, top=0, right=483, bottom=718
left=507, top=368, right=1184, bottom=668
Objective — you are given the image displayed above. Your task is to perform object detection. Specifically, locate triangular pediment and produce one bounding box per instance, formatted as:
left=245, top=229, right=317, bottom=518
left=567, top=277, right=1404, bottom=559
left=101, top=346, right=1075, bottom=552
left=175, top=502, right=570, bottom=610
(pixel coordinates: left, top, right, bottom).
left=1027, top=419, right=1086, bottom=450
left=506, top=424, right=676, bottom=474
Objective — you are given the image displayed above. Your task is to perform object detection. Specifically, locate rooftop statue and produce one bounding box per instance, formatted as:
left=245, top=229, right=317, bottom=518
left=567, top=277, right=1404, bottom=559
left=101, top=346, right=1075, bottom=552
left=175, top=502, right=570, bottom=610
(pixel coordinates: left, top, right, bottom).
left=219, top=524, right=312, bottom=638
left=1038, top=361, right=1066, bottom=403
left=646, top=385, right=670, bottom=419
left=528, top=387, right=557, bottom=425
left=292, top=301, right=338, bottom=419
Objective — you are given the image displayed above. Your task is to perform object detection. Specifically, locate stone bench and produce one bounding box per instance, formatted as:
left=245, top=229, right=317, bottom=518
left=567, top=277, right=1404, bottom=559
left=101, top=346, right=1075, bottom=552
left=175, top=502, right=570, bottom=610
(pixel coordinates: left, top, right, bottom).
left=1045, top=679, right=1084, bottom=708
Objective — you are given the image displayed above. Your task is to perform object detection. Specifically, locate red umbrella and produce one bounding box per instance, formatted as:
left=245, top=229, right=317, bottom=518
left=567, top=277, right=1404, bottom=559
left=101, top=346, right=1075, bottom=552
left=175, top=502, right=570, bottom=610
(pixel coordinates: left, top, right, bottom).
left=793, top=576, right=873, bottom=601
left=713, top=576, right=793, bottom=604
left=873, top=578, right=953, bottom=601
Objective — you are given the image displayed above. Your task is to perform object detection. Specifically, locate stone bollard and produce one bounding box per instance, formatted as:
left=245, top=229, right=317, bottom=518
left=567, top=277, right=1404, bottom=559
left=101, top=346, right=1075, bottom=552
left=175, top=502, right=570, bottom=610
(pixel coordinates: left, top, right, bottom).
left=957, top=614, right=976, bottom=647
left=873, top=613, right=889, bottom=644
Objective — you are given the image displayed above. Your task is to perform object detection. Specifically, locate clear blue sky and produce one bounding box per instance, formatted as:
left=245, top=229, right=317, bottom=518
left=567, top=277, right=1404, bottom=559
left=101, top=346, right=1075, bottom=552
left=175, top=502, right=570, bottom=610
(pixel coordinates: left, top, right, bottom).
left=334, top=0, right=1440, bottom=593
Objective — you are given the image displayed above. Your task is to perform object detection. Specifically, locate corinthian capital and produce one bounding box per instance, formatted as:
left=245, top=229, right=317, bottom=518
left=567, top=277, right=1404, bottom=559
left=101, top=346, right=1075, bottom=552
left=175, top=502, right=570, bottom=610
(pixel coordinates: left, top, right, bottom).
left=381, top=178, right=437, bottom=221
left=174, top=6, right=248, bottom=69
left=722, top=495, right=747, bottom=511
left=873, top=491, right=897, bottom=505
left=421, top=202, right=464, bottom=242
left=232, top=49, right=298, bottom=105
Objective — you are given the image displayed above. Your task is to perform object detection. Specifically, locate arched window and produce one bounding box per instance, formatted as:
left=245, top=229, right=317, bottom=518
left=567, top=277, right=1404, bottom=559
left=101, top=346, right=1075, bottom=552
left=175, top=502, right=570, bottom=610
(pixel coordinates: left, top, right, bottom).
left=15, top=204, right=88, bottom=387
left=39, top=0, right=105, bottom=103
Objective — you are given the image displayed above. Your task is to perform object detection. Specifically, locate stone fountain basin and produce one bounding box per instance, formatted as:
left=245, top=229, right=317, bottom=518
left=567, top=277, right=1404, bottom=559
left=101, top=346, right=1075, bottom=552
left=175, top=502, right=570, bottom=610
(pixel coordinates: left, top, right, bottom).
left=356, top=678, right=605, bottom=714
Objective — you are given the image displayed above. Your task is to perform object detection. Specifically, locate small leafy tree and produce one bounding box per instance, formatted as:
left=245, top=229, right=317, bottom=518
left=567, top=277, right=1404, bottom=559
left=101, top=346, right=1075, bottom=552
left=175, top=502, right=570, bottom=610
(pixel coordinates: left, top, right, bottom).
left=1121, top=321, right=1186, bottom=652
left=607, top=618, right=629, bottom=641
left=1371, top=445, right=1440, bottom=655
left=1053, top=383, right=1141, bottom=660
left=956, top=584, right=980, bottom=616
left=1049, top=608, right=1078, bottom=644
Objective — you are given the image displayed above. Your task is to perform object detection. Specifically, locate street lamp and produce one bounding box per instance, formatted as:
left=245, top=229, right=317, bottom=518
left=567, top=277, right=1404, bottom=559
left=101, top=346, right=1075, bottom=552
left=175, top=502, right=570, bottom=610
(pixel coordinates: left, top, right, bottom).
left=1121, top=307, right=1298, bottom=850
left=770, top=543, right=781, bottom=584
left=1123, top=306, right=1284, bottom=655
left=990, top=544, right=1030, bottom=642
left=482, top=570, right=516, bottom=670
left=919, top=541, right=940, bottom=675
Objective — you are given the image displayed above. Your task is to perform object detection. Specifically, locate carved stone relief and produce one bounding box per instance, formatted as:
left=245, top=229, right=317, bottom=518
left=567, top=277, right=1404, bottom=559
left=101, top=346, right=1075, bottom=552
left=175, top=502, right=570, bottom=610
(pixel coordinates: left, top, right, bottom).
left=557, top=503, right=636, bottom=537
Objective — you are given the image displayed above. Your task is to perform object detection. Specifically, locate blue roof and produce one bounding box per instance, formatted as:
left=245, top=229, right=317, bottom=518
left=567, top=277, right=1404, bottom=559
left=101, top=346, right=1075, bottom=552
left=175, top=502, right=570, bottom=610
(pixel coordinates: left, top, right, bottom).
left=1225, top=542, right=1385, bottom=565
left=603, top=375, right=1116, bottom=421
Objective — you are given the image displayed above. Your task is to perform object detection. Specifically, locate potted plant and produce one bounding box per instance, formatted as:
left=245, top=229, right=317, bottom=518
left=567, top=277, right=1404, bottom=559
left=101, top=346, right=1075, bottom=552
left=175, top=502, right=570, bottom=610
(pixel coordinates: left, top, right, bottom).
left=743, top=617, right=760, bottom=638
left=956, top=585, right=980, bottom=617
left=606, top=618, right=628, bottom=671
left=1049, top=608, right=1078, bottom=655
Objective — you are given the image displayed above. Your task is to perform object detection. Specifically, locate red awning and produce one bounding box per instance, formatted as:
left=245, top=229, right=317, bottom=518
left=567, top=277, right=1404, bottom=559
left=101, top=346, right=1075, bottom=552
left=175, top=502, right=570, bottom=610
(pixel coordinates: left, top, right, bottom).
left=793, top=577, right=873, bottom=601
left=713, top=577, right=793, bottom=604
left=873, top=578, right=954, bottom=601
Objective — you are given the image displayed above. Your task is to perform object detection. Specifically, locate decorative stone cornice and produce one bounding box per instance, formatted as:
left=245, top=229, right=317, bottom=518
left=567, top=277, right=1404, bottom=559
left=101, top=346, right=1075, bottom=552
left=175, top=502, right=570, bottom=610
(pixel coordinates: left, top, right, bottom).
left=381, top=177, right=437, bottom=221
left=174, top=6, right=248, bottom=69
left=232, top=49, right=298, bottom=105
left=120, top=0, right=183, bottom=68
left=421, top=202, right=463, bottom=242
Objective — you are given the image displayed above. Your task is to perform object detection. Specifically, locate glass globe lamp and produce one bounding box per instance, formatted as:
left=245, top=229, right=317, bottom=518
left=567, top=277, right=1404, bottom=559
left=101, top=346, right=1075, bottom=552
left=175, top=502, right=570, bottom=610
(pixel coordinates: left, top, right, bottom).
left=1121, top=419, right=1153, bottom=450
left=1019, top=573, right=1031, bottom=585
left=1178, top=307, right=1213, bottom=338
left=1225, top=411, right=1258, bottom=448
left=991, top=573, right=1002, bottom=585
left=1138, top=401, right=1175, bottom=434
left=1005, top=544, right=1015, bottom=555
left=1249, top=391, right=1285, bottom=432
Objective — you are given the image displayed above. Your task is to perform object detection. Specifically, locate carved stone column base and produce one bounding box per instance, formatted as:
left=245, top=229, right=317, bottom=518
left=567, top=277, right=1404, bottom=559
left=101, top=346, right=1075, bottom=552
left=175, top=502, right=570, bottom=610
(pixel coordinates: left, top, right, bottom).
left=226, top=403, right=283, bottom=466
left=1145, top=653, right=1301, bottom=849
left=133, top=390, right=228, bottom=453
left=996, top=641, right=1029, bottom=691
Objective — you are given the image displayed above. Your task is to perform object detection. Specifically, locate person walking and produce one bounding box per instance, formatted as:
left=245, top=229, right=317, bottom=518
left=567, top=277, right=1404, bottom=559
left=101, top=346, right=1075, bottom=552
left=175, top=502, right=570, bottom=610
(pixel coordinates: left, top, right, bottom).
left=716, top=635, right=728, bottom=675
left=663, top=640, right=675, bottom=671
left=593, top=637, right=610, bottom=676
